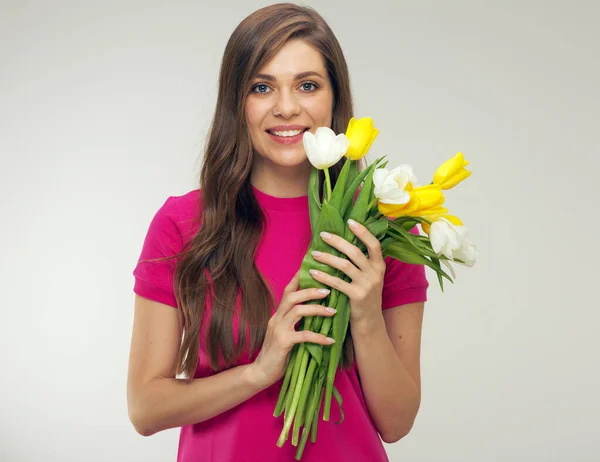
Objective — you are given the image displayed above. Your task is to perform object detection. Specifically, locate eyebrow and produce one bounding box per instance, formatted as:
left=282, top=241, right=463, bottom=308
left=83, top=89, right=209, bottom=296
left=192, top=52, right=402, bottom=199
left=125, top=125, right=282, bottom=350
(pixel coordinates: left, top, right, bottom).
left=253, top=71, right=324, bottom=81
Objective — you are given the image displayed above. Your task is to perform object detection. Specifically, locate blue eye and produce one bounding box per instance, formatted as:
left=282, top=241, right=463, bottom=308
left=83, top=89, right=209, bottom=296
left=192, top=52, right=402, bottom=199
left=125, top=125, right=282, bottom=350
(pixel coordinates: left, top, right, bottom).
left=302, top=82, right=318, bottom=91
left=252, top=84, right=270, bottom=94
left=251, top=82, right=319, bottom=94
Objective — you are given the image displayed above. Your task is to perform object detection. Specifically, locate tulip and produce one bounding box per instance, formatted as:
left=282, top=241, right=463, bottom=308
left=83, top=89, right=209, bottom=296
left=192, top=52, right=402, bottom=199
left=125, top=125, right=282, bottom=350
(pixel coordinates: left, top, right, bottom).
left=453, top=238, right=477, bottom=267
left=373, top=165, right=417, bottom=205
left=344, top=117, right=379, bottom=160
left=433, top=152, right=472, bottom=190
left=378, top=184, right=445, bottom=218
left=421, top=213, right=463, bottom=235
left=429, top=218, right=477, bottom=266
left=303, top=127, right=350, bottom=170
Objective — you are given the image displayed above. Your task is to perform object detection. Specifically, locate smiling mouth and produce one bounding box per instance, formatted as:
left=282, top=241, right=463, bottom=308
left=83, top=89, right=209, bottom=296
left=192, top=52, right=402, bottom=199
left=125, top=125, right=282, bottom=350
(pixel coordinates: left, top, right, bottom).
left=266, top=128, right=309, bottom=137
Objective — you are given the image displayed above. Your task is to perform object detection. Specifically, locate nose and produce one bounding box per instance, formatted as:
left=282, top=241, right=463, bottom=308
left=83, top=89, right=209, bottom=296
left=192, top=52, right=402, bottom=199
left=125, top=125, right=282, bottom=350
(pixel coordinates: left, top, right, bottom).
left=273, top=88, right=301, bottom=118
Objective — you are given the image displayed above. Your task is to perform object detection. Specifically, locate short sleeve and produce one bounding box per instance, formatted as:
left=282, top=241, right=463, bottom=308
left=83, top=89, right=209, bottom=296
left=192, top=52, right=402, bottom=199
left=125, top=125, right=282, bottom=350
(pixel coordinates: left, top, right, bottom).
left=132, top=196, right=183, bottom=308
left=381, top=226, right=429, bottom=310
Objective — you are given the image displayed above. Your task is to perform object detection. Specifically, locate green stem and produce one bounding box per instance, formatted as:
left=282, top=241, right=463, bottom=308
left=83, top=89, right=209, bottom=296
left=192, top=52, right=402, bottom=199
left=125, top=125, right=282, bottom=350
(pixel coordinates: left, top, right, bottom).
left=311, top=382, right=325, bottom=443
left=278, top=341, right=311, bottom=447
left=274, top=345, right=298, bottom=417
left=312, top=314, right=324, bottom=333
left=283, top=317, right=313, bottom=420
left=296, top=375, right=325, bottom=460
left=323, top=168, right=332, bottom=201
left=292, top=358, right=318, bottom=446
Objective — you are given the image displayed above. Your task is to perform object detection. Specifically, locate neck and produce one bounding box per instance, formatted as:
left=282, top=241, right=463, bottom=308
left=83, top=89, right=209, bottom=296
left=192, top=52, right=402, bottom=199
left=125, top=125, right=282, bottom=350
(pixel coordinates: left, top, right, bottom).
left=251, top=157, right=313, bottom=198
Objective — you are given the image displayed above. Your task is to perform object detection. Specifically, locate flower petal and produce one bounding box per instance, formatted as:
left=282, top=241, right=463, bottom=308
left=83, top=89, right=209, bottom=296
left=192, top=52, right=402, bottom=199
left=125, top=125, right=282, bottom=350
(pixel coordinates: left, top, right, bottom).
left=303, top=131, right=325, bottom=169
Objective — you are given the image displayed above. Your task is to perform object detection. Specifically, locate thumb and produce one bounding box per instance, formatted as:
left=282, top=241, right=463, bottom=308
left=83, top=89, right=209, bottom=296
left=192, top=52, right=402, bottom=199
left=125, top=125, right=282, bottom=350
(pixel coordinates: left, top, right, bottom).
left=283, top=269, right=301, bottom=295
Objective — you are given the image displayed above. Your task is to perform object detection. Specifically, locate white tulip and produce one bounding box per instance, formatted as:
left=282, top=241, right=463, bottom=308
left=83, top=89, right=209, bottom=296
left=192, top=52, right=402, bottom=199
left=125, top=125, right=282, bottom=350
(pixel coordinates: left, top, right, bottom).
left=453, top=239, right=477, bottom=267
left=429, top=218, right=477, bottom=267
left=373, top=165, right=418, bottom=204
left=303, top=127, right=350, bottom=170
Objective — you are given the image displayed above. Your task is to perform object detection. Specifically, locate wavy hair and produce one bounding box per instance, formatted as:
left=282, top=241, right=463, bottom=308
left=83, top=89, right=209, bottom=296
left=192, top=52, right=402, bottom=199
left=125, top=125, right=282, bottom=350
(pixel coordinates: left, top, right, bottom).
left=171, top=3, right=365, bottom=377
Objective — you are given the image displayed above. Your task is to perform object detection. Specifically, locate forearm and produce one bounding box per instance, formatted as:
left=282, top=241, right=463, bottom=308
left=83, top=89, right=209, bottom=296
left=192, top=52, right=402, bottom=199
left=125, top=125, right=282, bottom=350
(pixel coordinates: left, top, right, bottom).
left=352, top=314, right=420, bottom=443
left=130, top=364, right=264, bottom=436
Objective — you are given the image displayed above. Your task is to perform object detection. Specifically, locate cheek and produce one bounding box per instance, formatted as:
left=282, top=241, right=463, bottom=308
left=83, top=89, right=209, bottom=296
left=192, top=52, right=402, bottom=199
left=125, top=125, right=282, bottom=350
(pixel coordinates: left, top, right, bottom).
left=245, top=102, right=259, bottom=132
left=306, top=92, right=333, bottom=126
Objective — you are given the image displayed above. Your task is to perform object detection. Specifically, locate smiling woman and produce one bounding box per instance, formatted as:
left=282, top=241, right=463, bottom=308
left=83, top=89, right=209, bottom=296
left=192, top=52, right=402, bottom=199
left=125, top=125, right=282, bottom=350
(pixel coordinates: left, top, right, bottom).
left=246, top=46, right=333, bottom=172
left=127, top=3, right=428, bottom=462
left=247, top=39, right=335, bottom=188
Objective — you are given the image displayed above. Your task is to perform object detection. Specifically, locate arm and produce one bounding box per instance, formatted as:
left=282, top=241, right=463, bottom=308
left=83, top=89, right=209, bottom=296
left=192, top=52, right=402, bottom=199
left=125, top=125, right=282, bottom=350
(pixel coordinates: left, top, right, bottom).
left=126, top=295, right=266, bottom=437
left=306, top=221, right=426, bottom=443
left=352, top=301, right=424, bottom=443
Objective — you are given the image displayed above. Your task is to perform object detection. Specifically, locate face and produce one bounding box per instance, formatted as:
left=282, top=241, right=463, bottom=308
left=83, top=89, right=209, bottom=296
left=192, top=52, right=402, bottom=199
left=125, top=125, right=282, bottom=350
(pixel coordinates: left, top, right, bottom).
left=245, top=39, right=334, bottom=169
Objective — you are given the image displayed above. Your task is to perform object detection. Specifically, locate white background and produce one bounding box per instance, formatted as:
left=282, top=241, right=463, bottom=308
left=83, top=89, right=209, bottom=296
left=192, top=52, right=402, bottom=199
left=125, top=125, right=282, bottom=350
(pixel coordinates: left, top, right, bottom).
left=1, top=1, right=599, bottom=461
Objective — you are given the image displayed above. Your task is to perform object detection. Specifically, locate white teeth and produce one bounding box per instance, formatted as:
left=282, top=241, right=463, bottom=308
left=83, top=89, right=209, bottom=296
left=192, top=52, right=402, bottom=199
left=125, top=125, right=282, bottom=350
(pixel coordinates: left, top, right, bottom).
left=269, top=129, right=305, bottom=137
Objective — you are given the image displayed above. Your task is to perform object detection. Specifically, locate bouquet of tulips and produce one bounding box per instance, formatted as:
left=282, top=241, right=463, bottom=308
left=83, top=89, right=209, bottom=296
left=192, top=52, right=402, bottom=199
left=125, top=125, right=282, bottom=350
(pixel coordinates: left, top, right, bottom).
left=274, top=117, right=476, bottom=460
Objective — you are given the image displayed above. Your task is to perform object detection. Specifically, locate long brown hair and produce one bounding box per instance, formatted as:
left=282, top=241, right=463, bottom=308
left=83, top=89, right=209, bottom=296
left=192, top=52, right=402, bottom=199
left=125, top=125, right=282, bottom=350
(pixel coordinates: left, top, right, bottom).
left=173, top=3, right=366, bottom=378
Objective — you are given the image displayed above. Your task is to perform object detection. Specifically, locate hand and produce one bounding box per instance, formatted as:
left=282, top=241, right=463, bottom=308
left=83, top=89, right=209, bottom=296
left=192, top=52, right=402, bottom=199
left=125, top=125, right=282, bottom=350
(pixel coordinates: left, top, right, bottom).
left=249, top=270, right=336, bottom=390
left=308, top=219, right=386, bottom=327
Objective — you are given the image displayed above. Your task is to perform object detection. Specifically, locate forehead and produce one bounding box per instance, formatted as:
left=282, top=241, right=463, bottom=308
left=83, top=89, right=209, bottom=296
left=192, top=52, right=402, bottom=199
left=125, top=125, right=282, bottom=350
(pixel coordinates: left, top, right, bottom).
left=256, top=39, right=326, bottom=78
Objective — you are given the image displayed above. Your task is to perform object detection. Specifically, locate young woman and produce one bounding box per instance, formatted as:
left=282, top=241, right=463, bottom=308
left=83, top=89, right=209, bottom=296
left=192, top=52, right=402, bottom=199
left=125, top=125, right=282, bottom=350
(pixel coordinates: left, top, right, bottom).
left=127, top=4, right=428, bottom=461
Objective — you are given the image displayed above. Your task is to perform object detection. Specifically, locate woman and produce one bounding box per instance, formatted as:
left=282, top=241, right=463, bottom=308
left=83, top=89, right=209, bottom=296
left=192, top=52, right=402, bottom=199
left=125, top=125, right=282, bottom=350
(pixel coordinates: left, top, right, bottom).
left=127, top=3, right=428, bottom=461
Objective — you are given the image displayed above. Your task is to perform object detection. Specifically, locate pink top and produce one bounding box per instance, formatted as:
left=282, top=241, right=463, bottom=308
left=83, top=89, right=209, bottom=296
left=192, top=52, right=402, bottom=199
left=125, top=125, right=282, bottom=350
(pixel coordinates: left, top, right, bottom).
left=133, top=185, right=428, bottom=462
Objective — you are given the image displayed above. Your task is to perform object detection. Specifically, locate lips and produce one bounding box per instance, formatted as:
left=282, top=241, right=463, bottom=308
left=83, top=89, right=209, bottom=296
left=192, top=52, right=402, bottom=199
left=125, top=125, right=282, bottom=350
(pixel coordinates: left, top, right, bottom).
left=266, top=128, right=308, bottom=145
left=266, top=125, right=309, bottom=132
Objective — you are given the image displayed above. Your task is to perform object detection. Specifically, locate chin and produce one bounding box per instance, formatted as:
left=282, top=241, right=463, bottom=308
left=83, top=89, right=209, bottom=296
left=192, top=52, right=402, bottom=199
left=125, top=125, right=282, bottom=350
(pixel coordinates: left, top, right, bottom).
left=272, top=156, right=309, bottom=168
left=263, top=148, right=308, bottom=167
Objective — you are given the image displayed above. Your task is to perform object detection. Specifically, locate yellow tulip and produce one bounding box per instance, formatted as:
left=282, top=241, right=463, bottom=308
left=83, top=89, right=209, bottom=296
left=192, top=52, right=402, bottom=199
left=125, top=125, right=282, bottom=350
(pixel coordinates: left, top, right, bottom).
left=344, top=117, right=379, bottom=160
left=433, top=152, right=472, bottom=190
left=378, top=184, right=445, bottom=218
left=421, top=213, right=463, bottom=235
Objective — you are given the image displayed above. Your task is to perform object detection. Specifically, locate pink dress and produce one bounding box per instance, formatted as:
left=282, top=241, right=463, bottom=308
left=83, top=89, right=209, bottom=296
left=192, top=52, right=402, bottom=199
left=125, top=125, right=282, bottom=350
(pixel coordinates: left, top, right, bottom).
left=133, top=185, right=429, bottom=462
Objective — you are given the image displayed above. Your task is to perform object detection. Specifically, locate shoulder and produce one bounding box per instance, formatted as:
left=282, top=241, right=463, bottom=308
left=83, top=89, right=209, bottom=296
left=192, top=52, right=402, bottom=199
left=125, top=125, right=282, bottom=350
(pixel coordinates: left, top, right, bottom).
left=143, top=188, right=202, bottom=250
left=381, top=225, right=429, bottom=309
left=160, top=188, right=202, bottom=219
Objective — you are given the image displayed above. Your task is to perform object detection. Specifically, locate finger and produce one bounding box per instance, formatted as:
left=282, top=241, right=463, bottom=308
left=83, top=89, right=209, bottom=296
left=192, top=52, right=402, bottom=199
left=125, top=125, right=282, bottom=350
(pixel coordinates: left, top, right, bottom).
left=292, top=330, right=335, bottom=346
left=311, top=250, right=361, bottom=282
left=282, top=303, right=336, bottom=327
left=283, top=269, right=301, bottom=296
left=347, top=219, right=385, bottom=266
left=320, top=230, right=371, bottom=272
left=278, top=286, right=330, bottom=318
left=309, top=268, right=353, bottom=297
left=287, top=285, right=331, bottom=307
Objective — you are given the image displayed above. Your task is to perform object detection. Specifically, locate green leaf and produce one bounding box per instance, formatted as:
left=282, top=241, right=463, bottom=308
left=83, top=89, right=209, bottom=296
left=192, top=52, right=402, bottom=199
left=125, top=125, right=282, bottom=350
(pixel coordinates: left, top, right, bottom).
left=387, top=222, right=424, bottom=253
left=332, top=386, right=344, bottom=424
left=384, top=241, right=453, bottom=282
left=429, top=255, right=454, bottom=287
left=366, top=217, right=389, bottom=241
left=380, top=236, right=396, bottom=252
left=347, top=160, right=359, bottom=191
left=399, top=218, right=419, bottom=230
left=299, top=203, right=347, bottom=290
left=328, top=157, right=352, bottom=211
left=340, top=166, right=370, bottom=219
left=305, top=344, right=323, bottom=366
left=344, top=165, right=378, bottom=242
left=383, top=241, right=429, bottom=265
left=340, top=155, right=386, bottom=219
left=387, top=221, right=441, bottom=259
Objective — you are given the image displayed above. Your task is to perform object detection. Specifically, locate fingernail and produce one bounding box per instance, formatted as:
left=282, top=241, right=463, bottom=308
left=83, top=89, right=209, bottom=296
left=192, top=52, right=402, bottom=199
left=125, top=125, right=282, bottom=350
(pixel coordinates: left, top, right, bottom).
left=309, top=269, right=320, bottom=276
left=318, top=288, right=330, bottom=295
left=327, top=337, right=336, bottom=343
left=325, top=307, right=337, bottom=314
left=311, top=250, right=322, bottom=258
left=348, top=219, right=359, bottom=229
left=320, top=231, right=331, bottom=240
